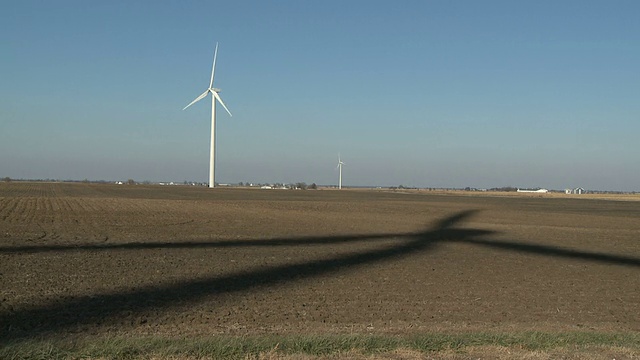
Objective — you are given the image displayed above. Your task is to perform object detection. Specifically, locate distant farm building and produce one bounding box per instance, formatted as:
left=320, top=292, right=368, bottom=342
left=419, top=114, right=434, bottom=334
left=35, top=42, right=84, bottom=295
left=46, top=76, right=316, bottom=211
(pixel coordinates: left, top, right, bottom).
left=566, top=187, right=585, bottom=194
left=575, top=187, right=585, bottom=194
left=516, top=188, right=548, bottom=193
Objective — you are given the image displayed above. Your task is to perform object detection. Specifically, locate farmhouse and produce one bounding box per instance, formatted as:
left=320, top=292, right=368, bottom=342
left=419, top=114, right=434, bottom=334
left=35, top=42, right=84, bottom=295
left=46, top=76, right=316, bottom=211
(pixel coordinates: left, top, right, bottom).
left=565, top=187, right=586, bottom=194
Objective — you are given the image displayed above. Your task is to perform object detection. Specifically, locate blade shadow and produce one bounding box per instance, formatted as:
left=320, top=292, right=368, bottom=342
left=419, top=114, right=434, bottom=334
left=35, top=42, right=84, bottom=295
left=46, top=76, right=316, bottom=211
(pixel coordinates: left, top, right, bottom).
left=0, top=233, right=420, bottom=254
left=0, top=210, right=481, bottom=255
left=459, top=238, right=640, bottom=267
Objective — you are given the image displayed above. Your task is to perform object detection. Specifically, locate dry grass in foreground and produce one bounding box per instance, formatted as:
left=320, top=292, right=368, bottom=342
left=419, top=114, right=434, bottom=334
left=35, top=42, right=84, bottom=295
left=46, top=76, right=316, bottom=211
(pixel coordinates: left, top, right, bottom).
left=2, top=332, right=639, bottom=360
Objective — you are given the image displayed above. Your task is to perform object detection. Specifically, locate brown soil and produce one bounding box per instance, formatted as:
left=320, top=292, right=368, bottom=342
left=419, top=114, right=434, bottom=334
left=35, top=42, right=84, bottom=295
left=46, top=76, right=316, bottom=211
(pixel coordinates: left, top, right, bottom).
left=1, top=182, right=639, bottom=343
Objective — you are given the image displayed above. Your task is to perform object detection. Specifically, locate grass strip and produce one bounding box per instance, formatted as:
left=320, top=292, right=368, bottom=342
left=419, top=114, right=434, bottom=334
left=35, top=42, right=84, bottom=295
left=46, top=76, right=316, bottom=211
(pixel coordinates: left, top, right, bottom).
left=2, top=331, right=639, bottom=359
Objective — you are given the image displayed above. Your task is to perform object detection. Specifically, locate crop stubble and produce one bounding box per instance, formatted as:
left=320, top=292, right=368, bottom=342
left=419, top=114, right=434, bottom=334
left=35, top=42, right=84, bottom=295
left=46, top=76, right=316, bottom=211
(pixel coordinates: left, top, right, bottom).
left=0, top=182, right=639, bottom=342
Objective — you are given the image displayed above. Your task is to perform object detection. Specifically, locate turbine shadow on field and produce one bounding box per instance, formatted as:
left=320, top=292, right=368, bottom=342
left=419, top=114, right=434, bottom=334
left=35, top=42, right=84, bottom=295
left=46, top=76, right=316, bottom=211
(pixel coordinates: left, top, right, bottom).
left=2, top=209, right=639, bottom=344
left=2, top=210, right=484, bottom=343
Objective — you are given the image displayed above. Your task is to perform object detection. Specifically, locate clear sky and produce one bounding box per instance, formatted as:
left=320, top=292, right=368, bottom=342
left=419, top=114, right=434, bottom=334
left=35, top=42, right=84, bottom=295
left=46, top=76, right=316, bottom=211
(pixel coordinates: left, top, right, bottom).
left=2, top=1, right=638, bottom=191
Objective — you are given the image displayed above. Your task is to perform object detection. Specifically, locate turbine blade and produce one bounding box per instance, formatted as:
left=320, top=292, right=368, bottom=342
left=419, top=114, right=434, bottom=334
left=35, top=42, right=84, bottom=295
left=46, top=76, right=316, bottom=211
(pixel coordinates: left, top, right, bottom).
left=183, top=90, right=209, bottom=110
left=209, top=42, right=218, bottom=89
left=213, top=92, right=233, bottom=117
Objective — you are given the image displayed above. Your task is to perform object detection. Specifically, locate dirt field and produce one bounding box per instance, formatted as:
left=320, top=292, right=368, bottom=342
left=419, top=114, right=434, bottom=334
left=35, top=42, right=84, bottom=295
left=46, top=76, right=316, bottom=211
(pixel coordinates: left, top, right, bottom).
left=1, top=182, right=639, bottom=345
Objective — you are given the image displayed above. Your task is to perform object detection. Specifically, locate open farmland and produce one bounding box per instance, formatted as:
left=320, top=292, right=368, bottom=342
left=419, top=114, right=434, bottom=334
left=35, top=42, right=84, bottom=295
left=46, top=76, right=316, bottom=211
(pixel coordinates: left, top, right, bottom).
left=1, top=182, right=639, bottom=357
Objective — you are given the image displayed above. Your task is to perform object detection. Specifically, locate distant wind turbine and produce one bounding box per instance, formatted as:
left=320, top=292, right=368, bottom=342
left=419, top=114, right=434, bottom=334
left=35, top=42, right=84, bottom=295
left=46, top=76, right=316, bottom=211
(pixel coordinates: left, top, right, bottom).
left=337, top=154, right=345, bottom=189
left=183, top=42, right=233, bottom=188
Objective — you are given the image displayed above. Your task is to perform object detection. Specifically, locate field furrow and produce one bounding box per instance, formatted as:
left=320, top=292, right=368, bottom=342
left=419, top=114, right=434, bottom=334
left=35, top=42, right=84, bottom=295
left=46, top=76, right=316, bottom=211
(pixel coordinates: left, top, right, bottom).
left=0, top=197, right=19, bottom=221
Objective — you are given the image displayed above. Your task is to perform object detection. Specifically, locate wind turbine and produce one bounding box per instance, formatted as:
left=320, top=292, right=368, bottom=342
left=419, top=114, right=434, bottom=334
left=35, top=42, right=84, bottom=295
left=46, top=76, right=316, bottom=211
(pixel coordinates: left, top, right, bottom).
left=337, top=154, right=345, bottom=189
left=183, top=42, right=232, bottom=188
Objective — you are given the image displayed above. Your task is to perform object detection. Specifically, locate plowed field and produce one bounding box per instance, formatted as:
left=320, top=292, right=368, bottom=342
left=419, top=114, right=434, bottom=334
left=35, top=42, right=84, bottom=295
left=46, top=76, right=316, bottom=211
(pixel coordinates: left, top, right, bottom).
left=1, top=182, right=639, bottom=344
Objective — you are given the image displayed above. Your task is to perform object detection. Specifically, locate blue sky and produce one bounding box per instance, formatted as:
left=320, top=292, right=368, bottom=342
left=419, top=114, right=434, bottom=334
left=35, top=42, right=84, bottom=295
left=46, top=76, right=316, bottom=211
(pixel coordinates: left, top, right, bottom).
left=2, top=1, right=639, bottom=191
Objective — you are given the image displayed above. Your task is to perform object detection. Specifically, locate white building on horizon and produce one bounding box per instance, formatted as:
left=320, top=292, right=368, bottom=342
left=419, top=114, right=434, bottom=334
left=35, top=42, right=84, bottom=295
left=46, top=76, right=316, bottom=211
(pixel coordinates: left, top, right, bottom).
left=516, top=188, right=549, bottom=193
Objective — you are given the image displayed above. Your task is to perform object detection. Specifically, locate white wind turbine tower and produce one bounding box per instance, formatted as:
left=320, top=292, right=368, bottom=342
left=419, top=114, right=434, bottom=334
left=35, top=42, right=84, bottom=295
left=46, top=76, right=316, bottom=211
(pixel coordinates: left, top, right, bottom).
left=337, top=154, right=345, bottom=189
left=183, top=42, right=233, bottom=188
